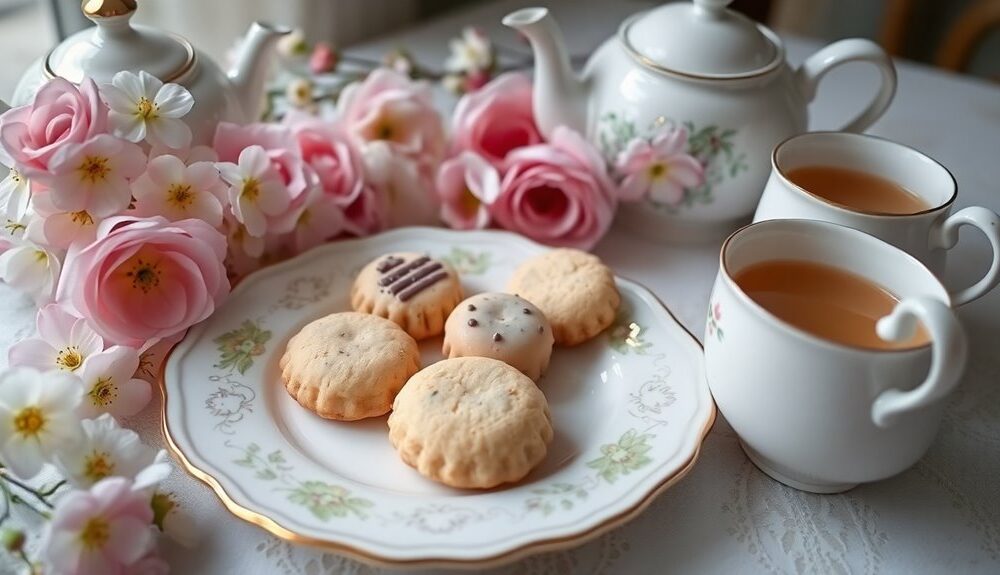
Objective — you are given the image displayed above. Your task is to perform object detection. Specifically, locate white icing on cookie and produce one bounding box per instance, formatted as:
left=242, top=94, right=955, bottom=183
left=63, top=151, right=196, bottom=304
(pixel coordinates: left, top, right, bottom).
left=442, top=292, right=554, bottom=381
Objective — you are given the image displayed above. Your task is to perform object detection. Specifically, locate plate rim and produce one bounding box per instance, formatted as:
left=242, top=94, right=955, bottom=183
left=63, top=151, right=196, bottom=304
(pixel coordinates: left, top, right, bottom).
left=159, top=227, right=717, bottom=568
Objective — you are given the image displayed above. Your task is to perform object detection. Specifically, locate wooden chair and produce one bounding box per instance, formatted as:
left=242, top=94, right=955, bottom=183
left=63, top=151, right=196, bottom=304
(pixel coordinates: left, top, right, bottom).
left=935, top=0, right=1000, bottom=72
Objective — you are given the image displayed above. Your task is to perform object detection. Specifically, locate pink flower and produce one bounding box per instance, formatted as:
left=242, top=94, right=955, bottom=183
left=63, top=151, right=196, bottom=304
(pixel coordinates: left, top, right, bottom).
left=8, top=303, right=103, bottom=373
left=493, top=127, right=616, bottom=250
left=34, top=134, right=146, bottom=218
left=58, top=216, right=230, bottom=348
left=0, top=78, right=107, bottom=174
left=361, top=141, right=438, bottom=228
left=214, top=122, right=317, bottom=233
left=436, top=152, right=499, bottom=230
left=309, top=42, right=338, bottom=74
left=338, top=68, right=446, bottom=171
left=615, top=126, right=704, bottom=205
left=342, top=184, right=385, bottom=236
left=76, top=346, right=152, bottom=419
left=285, top=112, right=365, bottom=208
left=713, top=302, right=722, bottom=321
left=217, top=145, right=291, bottom=238
left=451, top=72, right=542, bottom=167
left=286, top=185, right=345, bottom=253
left=132, top=155, right=227, bottom=227
left=26, top=192, right=102, bottom=249
left=41, top=477, right=156, bottom=575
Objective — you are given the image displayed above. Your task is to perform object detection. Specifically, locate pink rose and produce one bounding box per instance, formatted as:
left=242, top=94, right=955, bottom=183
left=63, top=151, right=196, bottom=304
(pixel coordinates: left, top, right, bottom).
left=213, top=122, right=318, bottom=233
left=284, top=112, right=365, bottom=208
left=436, top=152, right=499, bottom=230
left=342, top=184, right=385, bottom=236
left=492, top=127, right=616, bottom=250
left=451, top=72, right=542, bottom=168
left=0, top=78, right=107, bottom=174
left=338, top=68, right=446, bottom=172
left=58, top=216, right=230, bottom=348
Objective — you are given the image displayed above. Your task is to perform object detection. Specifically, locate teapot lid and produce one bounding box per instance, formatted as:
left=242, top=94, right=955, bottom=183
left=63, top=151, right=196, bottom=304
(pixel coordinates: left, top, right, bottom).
left=45, top=0, right=195, bottom=84
left=621, top=0, right=783, bottom=78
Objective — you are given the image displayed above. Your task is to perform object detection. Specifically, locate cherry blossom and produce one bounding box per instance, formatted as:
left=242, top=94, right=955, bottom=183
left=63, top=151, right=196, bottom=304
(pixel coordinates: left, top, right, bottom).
left=0, top=238, right=62, bottom=304
left=55, top=414, right=164, bottom=488
left=615, top=126, right=705, bottom=205
left=102, top=70, right=195, bottom=149
left=0, top=367, right=83, bottom=479
left=75, top=346, right=152, bottom=419
left=132, top=155, right=227, bottom=227
left=436, top=151, right=499, bottom=229
left=217, top=145, right=291, bottom=238
left=8, top=303, right=103, bottom=374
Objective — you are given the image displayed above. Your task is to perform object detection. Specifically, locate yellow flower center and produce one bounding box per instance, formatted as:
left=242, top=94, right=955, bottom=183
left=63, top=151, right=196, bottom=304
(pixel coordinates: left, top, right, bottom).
left=71, top=211, right=95, bottom=226
left=56, top=346, right=84, bottom=371
left=167, top=184, right=194, bottom=209
left=13, top=406, right=45, bottom=437
left=4, top=220, right=25, bottom=235
left=8, top=168, right=23, bottom=184
left=136, top=97, right=158, bottom=120
left=77, top=156, right=111, bottom=184
left=241, top=178, right=260, bottom=202
left=83, top=451, right=115, bottom=482
left=79, top=518, right=110, bottom=550
left=124, top=256, right=161, bottom=293
left=376, top=122, right=395, bottom=140
left=34, top=250, right=48, bottom=264
left=649, top=163, right=669, bottom=180
left=297, top=209, right=312, bottom=226
left=459, top=187, right=480, bottom=216
left=89, top=376, right=117, bottom=407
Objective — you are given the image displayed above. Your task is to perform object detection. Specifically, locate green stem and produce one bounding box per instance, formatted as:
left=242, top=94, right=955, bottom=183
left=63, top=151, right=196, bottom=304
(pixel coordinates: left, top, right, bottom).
left=38, top=480, right=65, bottom=497
left=0, top=471, right=53, bottom=510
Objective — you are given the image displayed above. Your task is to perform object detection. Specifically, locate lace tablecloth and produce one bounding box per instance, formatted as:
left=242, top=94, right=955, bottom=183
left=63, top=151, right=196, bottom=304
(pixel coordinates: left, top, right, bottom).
left=2, top=0, right=999, bottom=573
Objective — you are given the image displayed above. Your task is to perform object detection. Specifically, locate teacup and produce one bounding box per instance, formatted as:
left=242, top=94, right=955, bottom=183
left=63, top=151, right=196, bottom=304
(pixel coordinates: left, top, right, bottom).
left=753, top=132, right=1000, bottom=305
left=705, top=219, right=968, bottom=493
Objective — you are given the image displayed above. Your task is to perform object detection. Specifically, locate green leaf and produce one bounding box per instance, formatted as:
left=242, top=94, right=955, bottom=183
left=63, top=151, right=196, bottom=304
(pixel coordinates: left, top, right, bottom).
left=267, top=451, right=285, bottom=464
left=256, top=469, right=277, bottom=481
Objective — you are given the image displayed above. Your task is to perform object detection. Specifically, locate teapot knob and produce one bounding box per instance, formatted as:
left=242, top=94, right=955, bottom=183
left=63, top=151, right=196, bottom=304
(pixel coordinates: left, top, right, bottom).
left=693, top=0, right=733, bottom=17
left=82, top=0, right=136, bottom=18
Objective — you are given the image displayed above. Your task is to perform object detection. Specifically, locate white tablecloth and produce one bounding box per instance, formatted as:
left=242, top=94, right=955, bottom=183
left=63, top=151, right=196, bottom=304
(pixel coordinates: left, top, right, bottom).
left=2, top=1, right=999, bottom=573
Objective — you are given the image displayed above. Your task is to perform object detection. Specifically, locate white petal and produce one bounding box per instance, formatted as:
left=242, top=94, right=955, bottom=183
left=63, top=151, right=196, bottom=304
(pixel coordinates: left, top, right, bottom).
left=146, top=117, right=192, bottom=150
left=100, top=83, right=138, bottom=113
left=108, top=111, right=146, bottom=143
left=111, top=71, right=148, bottom=102
left=1, top=436, right=44, bottom=479
left=153, top=83, right=194, bottom=118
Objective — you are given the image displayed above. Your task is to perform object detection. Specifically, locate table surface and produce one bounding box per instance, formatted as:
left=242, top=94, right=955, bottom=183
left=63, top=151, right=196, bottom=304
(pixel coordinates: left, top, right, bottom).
left=2, top=0, right=1000, bottom=573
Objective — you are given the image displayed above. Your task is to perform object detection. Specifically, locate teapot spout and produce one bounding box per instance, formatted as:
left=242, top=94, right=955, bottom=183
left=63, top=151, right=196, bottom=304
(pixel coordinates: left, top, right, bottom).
left=228, top=22, right=291, bottom=121
left=502, top=8, right=587, bottom=138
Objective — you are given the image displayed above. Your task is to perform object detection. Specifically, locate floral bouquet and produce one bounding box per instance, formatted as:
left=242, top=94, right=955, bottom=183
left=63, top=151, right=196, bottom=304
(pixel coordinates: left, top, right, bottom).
left=0, top=25, right=707, bottom=574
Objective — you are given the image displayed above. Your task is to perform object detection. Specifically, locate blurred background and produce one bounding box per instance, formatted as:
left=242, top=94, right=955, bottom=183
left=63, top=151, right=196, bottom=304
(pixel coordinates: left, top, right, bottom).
left=0, top=0, right=997, bottom=100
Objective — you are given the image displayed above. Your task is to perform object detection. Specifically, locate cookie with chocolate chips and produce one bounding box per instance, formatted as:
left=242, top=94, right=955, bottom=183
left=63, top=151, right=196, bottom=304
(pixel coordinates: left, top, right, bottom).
left=442, top=292, right=554, bottom=381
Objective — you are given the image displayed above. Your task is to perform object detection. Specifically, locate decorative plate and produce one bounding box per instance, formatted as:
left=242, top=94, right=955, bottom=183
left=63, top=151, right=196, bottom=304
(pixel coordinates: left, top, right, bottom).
left=161, top=227, right=715, bottom=568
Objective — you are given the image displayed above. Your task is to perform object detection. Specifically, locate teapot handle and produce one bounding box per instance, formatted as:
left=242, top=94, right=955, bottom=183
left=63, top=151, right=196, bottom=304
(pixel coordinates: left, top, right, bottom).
left=870, top=297, right=967, bottom=428
left=794, top=39, right=897, bottom=133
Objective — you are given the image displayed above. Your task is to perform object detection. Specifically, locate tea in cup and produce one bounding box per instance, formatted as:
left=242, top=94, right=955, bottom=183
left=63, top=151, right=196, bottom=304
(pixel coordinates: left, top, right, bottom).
left=754, top=132, right=1000, bottom=305
left=705, top=219, right=967, bottom=493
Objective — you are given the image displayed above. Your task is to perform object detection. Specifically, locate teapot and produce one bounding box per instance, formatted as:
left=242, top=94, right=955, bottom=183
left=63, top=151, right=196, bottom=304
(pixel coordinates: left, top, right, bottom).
left=503, top=0, right=897, bottom=243
left=9, top=0, right=290, bottom=146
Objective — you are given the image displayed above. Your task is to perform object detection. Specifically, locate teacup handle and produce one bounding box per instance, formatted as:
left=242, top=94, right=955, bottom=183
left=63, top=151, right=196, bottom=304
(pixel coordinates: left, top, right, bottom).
left=930, top=206, right=1000, bottom=306
left=870, top=297, right=967, bottom=428
left=795, top=39, right=897, bottom=133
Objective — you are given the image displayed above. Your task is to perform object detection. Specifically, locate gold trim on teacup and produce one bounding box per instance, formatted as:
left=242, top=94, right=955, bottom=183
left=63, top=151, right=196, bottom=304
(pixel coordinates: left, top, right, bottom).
left=719, top=219, right=940, bottom=354
left=158, top=268, right=717, bottom=568
left=616, top=10, right=785, bottom=82
left=770, top=131, right=958, bottom=218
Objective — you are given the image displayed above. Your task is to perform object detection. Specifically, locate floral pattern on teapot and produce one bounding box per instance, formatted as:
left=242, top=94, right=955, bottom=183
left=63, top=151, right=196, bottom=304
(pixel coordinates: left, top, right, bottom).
left=600, top=112, right=748, bottom=210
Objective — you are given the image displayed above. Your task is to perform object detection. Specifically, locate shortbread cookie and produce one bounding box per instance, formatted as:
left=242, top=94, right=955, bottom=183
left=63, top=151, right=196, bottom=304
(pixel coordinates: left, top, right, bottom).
left=280, top=312, right=420, bottom=420
left=507, top=249, right=620, bottom=346
left=388, top=357, right=553, bottom=489
left=351, top=252, right=463, bottom=340
left=442, top=293, right=554, bottom=381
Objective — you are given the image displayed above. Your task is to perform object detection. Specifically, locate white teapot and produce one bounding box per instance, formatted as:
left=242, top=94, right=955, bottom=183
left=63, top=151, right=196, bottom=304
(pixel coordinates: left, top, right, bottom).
left=504, top=0, right=897, bottom=242
left=9, top=0, right=289, bottom=146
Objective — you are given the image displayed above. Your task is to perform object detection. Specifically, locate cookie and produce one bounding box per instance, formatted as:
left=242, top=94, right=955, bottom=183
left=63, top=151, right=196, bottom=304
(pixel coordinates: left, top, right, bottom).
left=507, top=249, right=620, bottom=346
left=351, top=252, right=463, bottom=340
left=442, top=293, right=554, bottom=381
left=388, top=357, right=553, bottom=489
left=280, top=312, right=420, bottom=420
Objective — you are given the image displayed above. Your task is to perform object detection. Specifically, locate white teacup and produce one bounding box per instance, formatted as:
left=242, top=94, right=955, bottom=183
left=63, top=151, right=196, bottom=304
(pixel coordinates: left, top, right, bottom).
left=705, top=219, right=968, bottom=493
left=754, top=132, right=1000, bottom=305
